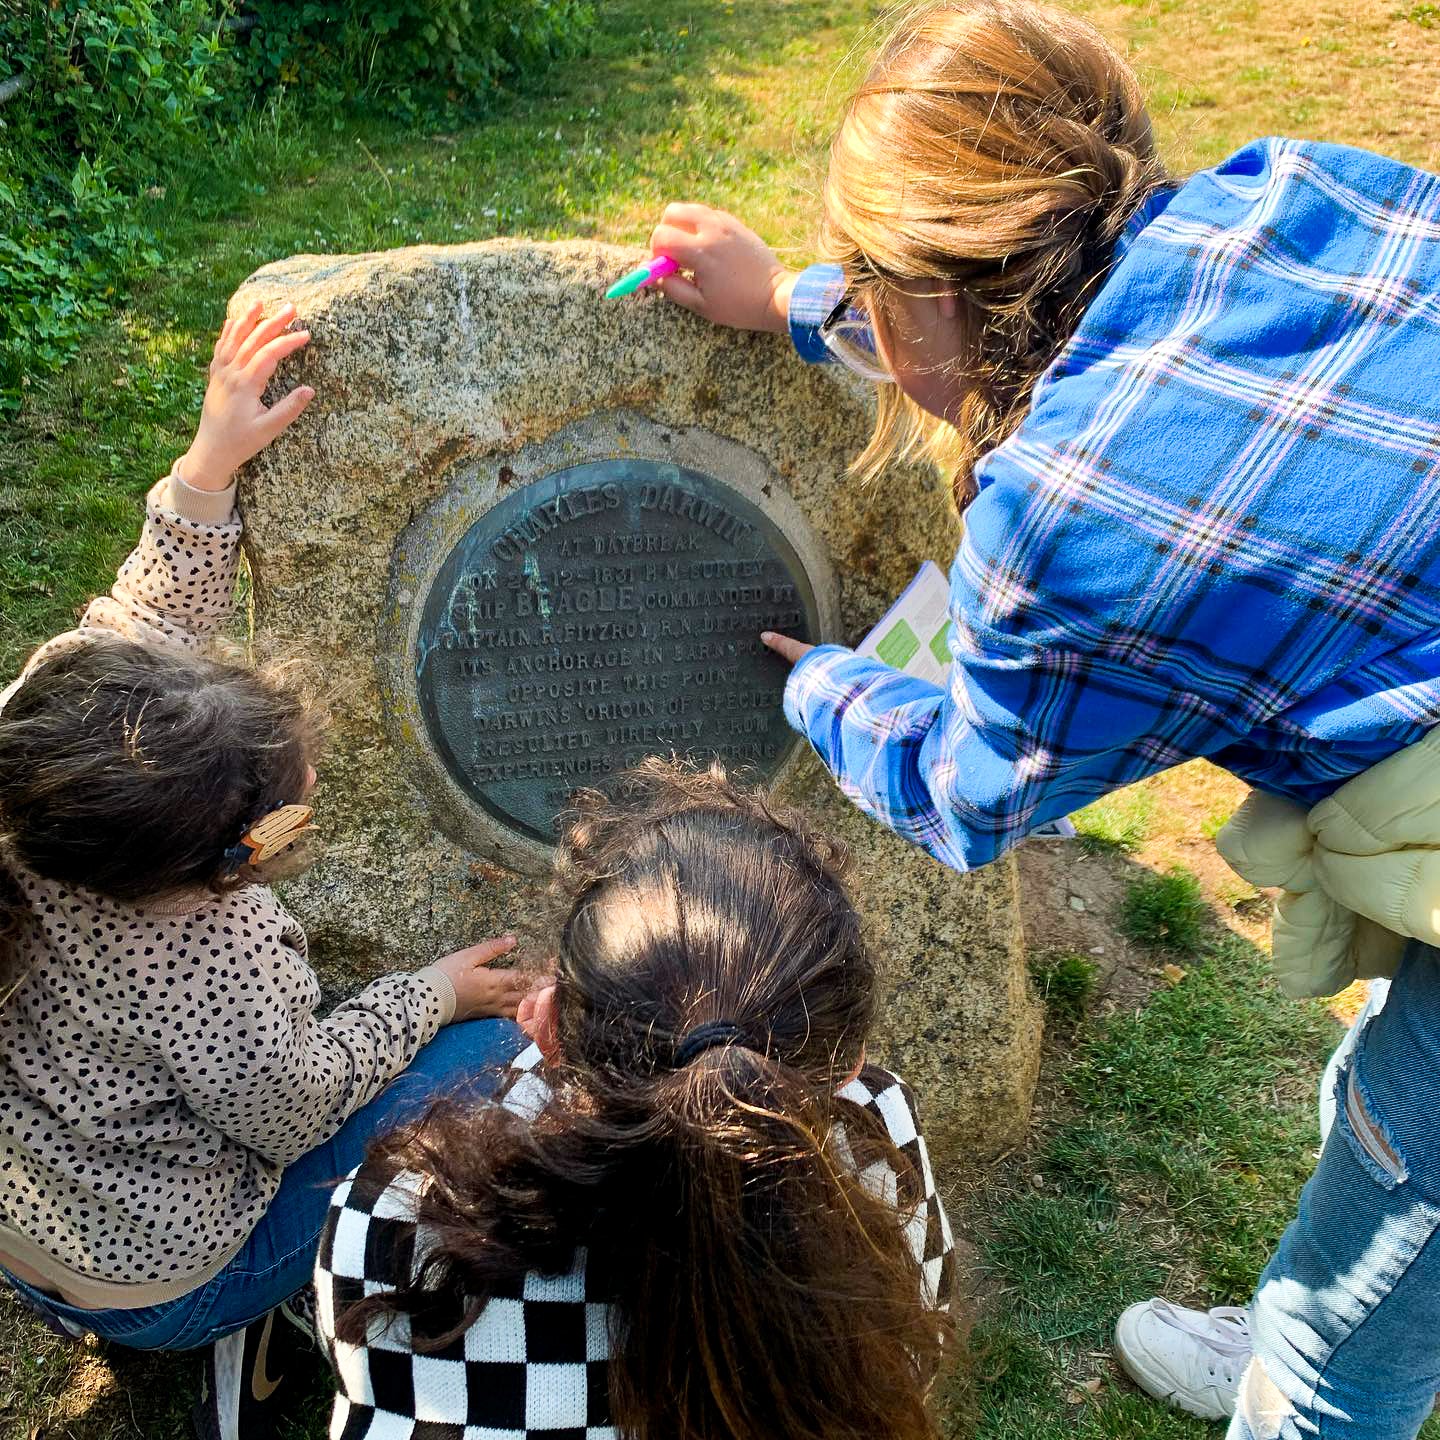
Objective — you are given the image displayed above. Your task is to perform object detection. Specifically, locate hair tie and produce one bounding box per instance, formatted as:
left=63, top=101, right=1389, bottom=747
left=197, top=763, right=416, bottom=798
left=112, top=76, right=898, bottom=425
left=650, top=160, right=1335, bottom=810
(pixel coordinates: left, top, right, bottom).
left=673, top=1020, right=750, bottom=1067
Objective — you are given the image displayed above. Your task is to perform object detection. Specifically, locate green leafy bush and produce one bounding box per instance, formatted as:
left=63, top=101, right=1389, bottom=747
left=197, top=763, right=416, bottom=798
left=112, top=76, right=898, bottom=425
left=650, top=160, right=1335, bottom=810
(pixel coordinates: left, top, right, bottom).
left=0, top=154, right=157, bottom=407
left=4, top=1, right=234, bottom=183
left=234, top=1, right=594, bottom=118
left=0, top=1, right=238, bottom=407
left=0, top=0, right=594, bottom=410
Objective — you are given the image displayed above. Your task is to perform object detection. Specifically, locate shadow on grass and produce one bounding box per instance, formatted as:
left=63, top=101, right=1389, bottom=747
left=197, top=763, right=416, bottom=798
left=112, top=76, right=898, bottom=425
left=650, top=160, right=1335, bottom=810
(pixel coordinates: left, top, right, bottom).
left=0, top=1293, right=334, bottom=1440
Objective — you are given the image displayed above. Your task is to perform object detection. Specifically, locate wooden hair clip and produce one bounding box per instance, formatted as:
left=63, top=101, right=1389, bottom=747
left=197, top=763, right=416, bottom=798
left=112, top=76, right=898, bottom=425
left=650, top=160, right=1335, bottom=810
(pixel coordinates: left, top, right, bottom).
left=223, top=804, right=315, bottom=870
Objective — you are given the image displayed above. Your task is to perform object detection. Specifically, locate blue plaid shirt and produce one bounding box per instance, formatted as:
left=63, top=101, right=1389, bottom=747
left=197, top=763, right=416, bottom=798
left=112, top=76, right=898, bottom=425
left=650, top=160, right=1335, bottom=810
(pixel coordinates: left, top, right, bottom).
left=784, top=138, right=1440, bottom=872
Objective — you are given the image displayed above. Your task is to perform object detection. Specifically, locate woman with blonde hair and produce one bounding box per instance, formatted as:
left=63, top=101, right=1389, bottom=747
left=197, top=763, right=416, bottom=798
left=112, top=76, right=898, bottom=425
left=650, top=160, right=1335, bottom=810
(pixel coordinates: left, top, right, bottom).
left=647, top=2, right=1440, bottom=1437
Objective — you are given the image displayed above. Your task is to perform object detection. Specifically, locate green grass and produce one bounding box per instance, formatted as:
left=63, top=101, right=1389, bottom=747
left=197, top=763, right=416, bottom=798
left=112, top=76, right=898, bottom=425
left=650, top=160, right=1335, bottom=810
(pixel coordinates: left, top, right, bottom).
left=1200, top=803, right=1235, bottom=840
left=957, top=934, right=1345, bottom=1436
left=1120, top=867, right=1209, bottom=951
left=1072, top=787, right=1157, bottom=856
left=1030, top=953, right=1100, bottom=1027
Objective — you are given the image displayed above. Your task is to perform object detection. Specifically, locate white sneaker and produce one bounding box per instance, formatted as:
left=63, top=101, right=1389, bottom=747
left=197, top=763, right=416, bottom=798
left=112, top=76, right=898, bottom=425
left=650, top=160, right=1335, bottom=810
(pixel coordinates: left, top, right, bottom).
left=1115, top=1298, right=1252, bottom=1421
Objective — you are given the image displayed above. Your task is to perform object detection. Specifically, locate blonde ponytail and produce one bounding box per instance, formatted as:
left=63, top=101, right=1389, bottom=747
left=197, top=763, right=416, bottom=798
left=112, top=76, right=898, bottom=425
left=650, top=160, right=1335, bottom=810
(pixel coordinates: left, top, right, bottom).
left=824, top=0, right=1169, bottom=507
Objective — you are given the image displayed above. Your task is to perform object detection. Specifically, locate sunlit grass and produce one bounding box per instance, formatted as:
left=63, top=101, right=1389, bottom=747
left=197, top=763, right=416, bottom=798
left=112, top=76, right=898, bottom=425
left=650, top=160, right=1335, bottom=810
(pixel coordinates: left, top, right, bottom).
left=956, top=933, right=1344, bottom=1436
left=1073, top=787, right=1157, bottom=856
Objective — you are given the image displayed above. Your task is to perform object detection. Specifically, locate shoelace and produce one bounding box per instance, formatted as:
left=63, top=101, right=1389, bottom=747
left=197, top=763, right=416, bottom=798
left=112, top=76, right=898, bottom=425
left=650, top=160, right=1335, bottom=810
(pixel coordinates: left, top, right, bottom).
left=279, top=1287, right=318, bottom=1347
left=1147, top=1298, right=1252, bottom=1359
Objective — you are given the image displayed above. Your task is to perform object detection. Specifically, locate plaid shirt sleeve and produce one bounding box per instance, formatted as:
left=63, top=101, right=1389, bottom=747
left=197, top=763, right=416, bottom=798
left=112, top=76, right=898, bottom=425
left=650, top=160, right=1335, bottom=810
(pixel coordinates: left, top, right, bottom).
left=785, top=138, right=1440, bottom=870
left=787, top=262, right=848, bottom=363
left=782, top=540, right=1246, bottom=872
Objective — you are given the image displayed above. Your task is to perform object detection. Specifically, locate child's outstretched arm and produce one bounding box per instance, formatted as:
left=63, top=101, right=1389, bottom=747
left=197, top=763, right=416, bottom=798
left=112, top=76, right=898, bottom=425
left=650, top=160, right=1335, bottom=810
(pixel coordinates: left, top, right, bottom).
left=165, top=923, right=532, bottom=1168
left=79, top=303, right=314, bottom=651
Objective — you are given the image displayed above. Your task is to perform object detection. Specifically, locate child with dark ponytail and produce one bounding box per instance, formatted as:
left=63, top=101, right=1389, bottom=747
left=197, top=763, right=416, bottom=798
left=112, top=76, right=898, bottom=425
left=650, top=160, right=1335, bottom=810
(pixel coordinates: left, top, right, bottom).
left=318, top=759, right=955, bottom=1440
left=0, top=305, right=529, bottom=1440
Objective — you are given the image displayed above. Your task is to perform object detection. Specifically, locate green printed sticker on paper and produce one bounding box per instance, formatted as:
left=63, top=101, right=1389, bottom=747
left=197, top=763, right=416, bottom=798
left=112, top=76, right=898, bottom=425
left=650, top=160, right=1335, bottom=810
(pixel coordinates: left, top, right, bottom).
left=875, top=618, right=921, bottom=670
left=929, top=623, right=952, bottom=668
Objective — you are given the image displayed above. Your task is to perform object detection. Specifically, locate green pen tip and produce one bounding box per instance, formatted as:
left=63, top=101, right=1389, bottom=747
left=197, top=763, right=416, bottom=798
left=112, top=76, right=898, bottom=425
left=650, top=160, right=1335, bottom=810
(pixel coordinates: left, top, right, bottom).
left=605, top=266, right=649, bottom=299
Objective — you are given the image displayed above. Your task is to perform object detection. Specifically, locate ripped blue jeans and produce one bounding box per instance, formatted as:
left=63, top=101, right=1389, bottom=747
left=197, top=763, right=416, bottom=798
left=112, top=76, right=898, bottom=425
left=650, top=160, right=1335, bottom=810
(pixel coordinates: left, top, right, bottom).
left=1229, top=949, right=1440, bottom=1439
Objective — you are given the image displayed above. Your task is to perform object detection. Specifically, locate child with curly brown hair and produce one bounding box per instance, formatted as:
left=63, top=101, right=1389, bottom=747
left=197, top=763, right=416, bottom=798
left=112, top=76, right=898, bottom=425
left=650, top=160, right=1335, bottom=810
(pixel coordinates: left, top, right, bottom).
left=0, top=304, right=529, bottom=1440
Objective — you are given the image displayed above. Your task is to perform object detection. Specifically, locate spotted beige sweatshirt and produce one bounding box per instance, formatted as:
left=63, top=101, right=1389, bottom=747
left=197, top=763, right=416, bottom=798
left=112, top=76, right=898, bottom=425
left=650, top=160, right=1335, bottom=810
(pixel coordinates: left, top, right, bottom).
left=0, top=468, right=456, bottom=1308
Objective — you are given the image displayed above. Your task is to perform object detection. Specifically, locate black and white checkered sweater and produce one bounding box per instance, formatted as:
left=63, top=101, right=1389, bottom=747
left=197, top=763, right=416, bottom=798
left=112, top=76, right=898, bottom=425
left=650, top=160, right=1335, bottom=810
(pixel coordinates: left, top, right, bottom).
left=316, top=1043, right=954, bottom=1439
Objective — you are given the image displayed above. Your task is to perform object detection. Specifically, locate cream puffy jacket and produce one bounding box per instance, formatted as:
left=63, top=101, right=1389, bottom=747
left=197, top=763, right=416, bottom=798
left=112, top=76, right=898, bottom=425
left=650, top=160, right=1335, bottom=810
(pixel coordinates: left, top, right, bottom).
left=1217, top=728, right=1440, bottom=999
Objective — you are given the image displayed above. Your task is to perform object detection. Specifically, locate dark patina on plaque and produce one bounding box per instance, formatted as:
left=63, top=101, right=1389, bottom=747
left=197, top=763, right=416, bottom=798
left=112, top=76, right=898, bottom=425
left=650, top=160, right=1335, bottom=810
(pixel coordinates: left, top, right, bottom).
left=415, top=458, right=819, bottom=846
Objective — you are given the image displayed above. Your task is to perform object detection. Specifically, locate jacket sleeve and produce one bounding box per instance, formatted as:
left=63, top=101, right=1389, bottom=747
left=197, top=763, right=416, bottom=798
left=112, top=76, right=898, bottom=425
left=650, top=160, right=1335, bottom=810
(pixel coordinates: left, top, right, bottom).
left=784, top=544, right=1246, bottom=871
left=78, top=464, right=242, bottom=651
left=841, top=1067, right=955, bottom=1313
left=0, top=466, right=243, bottom=716
left=162, top=899, right=456, bottom=1166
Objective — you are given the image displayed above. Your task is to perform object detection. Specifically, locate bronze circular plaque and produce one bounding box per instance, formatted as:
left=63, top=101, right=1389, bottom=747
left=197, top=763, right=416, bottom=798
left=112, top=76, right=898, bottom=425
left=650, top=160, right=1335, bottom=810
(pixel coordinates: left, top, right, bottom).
left=414, top=458, right=820, bottom=847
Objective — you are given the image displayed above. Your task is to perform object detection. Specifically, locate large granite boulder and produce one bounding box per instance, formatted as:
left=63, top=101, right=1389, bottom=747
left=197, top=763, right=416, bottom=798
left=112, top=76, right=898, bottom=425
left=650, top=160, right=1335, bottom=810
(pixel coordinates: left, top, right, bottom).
left=233, top=239, right=1041, bottom=1161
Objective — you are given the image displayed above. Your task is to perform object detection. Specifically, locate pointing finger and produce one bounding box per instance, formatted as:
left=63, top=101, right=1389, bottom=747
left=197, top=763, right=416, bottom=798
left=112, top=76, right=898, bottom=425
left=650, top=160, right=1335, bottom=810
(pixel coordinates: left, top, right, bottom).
left=761, top=631, right=814, bottom=665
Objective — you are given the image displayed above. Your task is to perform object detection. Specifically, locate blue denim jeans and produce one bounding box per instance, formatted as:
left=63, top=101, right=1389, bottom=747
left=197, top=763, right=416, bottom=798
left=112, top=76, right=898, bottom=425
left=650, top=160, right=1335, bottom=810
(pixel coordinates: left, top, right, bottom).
left=5, top=1017, right=523, bottom=1351
left=1229, top=951, right=1440, bottom=1439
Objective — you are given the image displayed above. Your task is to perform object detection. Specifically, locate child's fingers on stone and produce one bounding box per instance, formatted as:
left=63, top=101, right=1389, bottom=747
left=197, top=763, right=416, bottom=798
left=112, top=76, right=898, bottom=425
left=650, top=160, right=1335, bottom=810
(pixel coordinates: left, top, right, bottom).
left=234, top=302, right=298, bottom=368
left=247, top=329, right=311, bottom=385
left=469, top=934, right=519, bottom=966
left=257, top=385, right=316, bottom=442
left=219, top=301, right=265, bottom=363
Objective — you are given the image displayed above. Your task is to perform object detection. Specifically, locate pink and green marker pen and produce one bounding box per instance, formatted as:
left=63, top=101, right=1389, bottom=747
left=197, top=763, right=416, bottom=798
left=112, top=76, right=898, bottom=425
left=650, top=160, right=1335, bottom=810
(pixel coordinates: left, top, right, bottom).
left=605, top=255, right=679, bottom=299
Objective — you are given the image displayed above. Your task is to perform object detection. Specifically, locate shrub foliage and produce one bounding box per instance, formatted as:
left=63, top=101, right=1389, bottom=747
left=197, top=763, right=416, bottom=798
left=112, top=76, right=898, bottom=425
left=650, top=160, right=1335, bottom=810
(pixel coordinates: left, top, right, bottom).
left=241, top=1, right=594, bottom=115
left=0, top=0, right=593, bottom=409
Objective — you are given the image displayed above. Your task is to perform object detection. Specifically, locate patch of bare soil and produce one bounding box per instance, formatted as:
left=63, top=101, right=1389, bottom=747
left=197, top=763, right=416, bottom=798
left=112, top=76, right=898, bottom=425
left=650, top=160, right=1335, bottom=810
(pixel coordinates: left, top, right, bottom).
left=1016, top=761, right=1269, bottom=1016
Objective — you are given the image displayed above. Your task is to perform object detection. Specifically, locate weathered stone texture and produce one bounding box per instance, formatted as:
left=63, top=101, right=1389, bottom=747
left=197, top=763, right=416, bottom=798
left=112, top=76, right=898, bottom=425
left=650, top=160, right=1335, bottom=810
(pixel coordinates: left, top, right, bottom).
left=234, top=239, right=1040, bottom=1160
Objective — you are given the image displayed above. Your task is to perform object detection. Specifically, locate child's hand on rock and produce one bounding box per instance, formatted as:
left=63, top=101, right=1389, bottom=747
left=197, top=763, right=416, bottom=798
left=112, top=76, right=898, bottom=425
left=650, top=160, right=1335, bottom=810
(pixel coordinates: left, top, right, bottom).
left=434, top=934, right=532, bottom=1021
left=648, top=203, right=797, bottom=334
left=180, top=301, right=315, bottom=493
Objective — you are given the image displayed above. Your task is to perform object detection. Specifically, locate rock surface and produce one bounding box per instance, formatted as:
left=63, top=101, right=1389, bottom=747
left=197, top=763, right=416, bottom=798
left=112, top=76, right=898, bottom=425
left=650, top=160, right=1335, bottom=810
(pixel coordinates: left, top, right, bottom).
left=233, top=238, right=1041, bottom=1160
